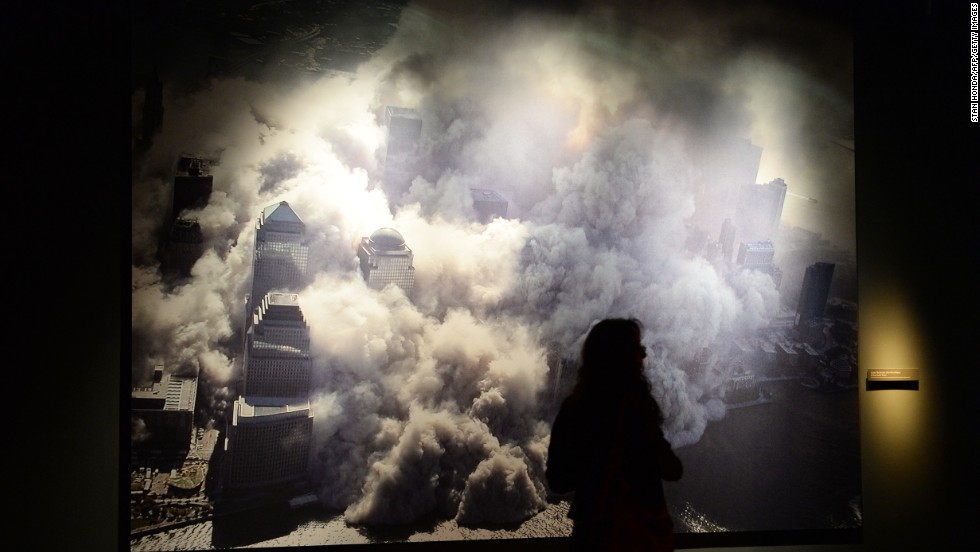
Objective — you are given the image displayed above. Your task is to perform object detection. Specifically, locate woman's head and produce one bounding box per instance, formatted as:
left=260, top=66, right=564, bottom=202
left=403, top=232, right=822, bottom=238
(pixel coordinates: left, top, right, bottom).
left=577, top=318, right=648, bottom=391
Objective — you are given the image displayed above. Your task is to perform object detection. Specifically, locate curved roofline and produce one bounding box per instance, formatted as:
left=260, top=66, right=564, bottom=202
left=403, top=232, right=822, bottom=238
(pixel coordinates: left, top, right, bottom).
left=368, top=227, right=406, bottom=249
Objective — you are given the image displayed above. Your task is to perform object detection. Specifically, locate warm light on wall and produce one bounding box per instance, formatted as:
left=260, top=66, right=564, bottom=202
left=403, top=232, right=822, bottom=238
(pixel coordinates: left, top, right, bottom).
left=860, top=286, right=926, bottom=461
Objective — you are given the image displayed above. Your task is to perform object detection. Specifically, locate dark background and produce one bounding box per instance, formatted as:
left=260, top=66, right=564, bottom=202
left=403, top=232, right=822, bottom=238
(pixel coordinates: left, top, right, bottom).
left=21, top=0, right=977, bottom=550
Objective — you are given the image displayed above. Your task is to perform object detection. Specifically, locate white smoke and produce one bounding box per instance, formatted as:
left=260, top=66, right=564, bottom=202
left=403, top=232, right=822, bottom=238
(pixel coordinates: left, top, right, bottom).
left=131, top=0, right=850, bottom=528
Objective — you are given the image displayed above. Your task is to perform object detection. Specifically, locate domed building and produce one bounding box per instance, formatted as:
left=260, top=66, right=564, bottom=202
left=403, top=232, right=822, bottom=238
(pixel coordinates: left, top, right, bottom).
left=357, top=227, right=415, bottom=295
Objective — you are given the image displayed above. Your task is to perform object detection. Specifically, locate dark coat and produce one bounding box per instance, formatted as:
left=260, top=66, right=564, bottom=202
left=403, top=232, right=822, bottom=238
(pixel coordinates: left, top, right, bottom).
left=546, top=386, right=683, bottom=534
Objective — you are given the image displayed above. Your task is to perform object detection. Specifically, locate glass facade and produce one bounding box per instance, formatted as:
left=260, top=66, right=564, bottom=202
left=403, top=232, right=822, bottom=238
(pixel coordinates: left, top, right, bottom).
left=225, top=402, right=313, bottom=491
left=249, top=202, right=309, bottom=316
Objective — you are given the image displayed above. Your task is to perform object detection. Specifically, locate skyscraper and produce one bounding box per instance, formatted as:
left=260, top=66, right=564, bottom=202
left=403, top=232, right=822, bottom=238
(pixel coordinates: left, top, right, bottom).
left=223, top=205, right=314, bottom=502
left=357, top=227, right=415, bottom=295
left=222, top=398, right=313, bottom=496
left=157, top=155, right=215, bottom=279
left=384, top=106, right=422, bottom=156
left=795, top=262, right=836, bottom=327
left=171, top=155, right=215, bottom=222
left=248, top=201, right=309, bottom=318
left=735, top=240, right=783, bottom=288
left=736, top=240, right=775, bottom=271
left=718, top=218, right=736, bottom=264
left=735, top=177, right=788, bottom=243
left=471, top=188, right=508, bottom=223
left=131, top=365, right=198, bottom=463
left=160, top=218, right=204, bottom=278
left=381, top=106, right=422, bottom=202
left=243, top=293, right=312, bottom=401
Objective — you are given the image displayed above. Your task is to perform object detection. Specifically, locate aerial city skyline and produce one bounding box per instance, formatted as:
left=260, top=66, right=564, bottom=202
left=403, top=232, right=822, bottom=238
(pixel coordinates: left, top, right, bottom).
left=130, top=0, right=857, bottom=547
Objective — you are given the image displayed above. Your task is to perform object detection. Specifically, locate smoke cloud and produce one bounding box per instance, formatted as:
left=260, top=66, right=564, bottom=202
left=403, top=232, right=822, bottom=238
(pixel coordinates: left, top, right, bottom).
left=131, top=0, right=852, bottom=527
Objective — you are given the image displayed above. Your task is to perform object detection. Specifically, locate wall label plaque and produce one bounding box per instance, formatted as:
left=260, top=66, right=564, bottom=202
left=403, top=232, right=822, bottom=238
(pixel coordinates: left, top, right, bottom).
left=867, top=368, right=919, bottom=381
left=866, top=368, right=919, bottom=390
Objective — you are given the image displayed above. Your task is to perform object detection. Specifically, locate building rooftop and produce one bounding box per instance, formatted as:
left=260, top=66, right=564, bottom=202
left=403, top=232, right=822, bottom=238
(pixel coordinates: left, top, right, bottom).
left=132, top=366, right=197, bottom=412
left=175, top=155, right=216, bottom=177
left=368, top=227, right=406, bottom=249
left=249, top=341, right=307, bottom=355
left=471, top=188, right=506, bottom=203
left=262, top=201, right=304, bottom=225
left=265, top=292, right=300, bottom=307
left=385, top=105, right=420, bottom=120
left=234, top=397, right=312, bottom=423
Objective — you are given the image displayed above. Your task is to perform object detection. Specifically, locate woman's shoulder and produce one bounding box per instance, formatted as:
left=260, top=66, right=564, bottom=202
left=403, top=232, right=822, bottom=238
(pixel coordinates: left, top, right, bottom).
left=561, top=389, right=617, bottom=412
left=559, top=391, right=626, bottom=428
left=556, top=392, right=584, bottom=418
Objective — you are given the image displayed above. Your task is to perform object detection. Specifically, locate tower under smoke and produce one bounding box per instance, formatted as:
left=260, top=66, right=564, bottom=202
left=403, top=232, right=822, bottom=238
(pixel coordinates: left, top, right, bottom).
left=160, top=218, right=204, bottom=279
left=243, top=293, right=312, bottom=401
left=223, top=204, right=315, bottom=502
left=171, top=155, right=215, bottom=222
left=735, top=177, right=788, bottom=244
left=357, top=227, right=416, bottom=295
left=736, top=240, right=783, bottom=288
left=718, top=218, right=736, bottom=264
left=382, top=106, right=422, bottom=203
left=131, top=364, right=198, bottom=465
left=222, top=399, right=314, bottom=496
left=247, top=201, right=310, bottom=321
left=795, top=261, right=835, bottom=329
left=471, top=188, right=509, bottom=223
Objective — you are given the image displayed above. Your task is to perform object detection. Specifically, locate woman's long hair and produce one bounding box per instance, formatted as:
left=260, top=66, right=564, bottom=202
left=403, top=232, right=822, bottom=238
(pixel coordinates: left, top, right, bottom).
left=572, top=318, right=663, bottom=425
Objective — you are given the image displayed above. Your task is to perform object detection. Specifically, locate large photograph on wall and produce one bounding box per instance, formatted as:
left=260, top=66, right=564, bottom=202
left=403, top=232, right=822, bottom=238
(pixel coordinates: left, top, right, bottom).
left=129, top=0, right=859, bottom=549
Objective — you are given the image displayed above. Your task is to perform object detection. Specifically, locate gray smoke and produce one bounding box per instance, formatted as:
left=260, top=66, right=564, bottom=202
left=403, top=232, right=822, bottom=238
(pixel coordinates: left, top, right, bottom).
left=131, top=0, right=851, bottom=528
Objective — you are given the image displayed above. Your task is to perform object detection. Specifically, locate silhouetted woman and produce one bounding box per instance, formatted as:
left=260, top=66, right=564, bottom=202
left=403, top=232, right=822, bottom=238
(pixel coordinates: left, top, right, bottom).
left=547, top=318, right=683, bottom=551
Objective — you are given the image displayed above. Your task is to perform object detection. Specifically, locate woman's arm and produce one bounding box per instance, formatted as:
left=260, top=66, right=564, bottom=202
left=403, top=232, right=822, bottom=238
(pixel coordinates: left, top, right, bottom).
left=546, top=398, right=579, bottom=494
left=656, top=433, right=683, bottom=481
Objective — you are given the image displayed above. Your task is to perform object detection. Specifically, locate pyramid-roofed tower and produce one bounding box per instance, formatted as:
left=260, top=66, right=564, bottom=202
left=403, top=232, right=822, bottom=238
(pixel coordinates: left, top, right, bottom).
left=248, top=201, right=309, bottom=319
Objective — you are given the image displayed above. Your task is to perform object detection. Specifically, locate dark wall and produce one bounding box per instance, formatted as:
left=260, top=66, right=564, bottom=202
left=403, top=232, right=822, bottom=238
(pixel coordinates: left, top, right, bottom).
left=848, top=1, right=979, bottom=550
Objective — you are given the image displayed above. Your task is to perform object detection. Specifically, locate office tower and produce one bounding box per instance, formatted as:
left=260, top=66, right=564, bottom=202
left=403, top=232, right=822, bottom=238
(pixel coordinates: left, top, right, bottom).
left=131, top=365, right=198, bottom=463
left=769, top=265, right=784, bottom=290
left=382, top=106, right=422, bottom=201
left=171, top=155, right=215, bottom=222
left=243, top=293, right=312, bottom=401
left=520, top=238, right=538, bottom=267
left=736, top=240, right=783, bottom=288
left=735, top=177, right=787, bottom=243
left=795, top=262, right=836, bottom=327
left=160, top=218, right=204, bottom=278
left=357, top=227, right=415, bottom=294
left=719, top=218, right=736, bottom=264
left=157, top=155, right=214, bottom=278
left=223, top=202, right=315, bottom=502
left=222, top=398, right=313, bottom=496
left=384, top=106, right=422, bottom=156
left=248, top=201, right=309, bottom=318
left=736, top=240, right=775, bottom=270
left=471, top=188, right=508, bottom=223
